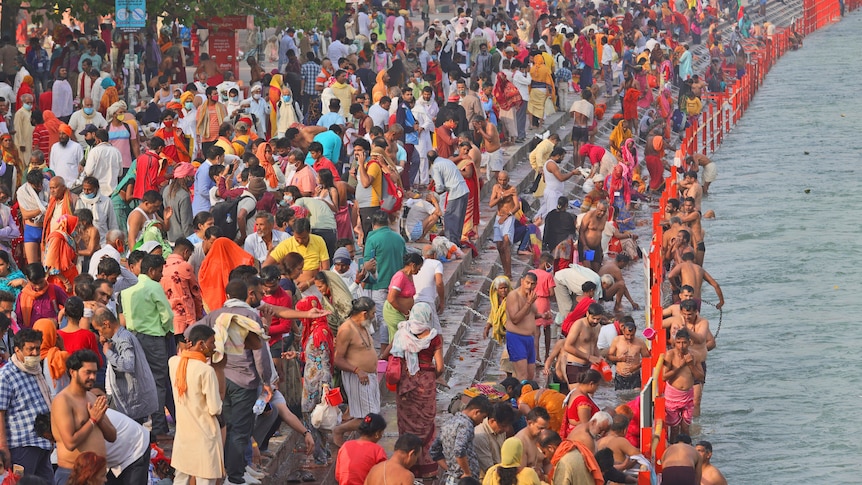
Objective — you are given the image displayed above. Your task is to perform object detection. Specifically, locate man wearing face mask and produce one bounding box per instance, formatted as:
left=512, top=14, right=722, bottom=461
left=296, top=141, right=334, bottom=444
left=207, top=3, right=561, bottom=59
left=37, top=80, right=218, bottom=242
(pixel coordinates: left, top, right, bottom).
left=195, top=86, right=226, bottom=155
left=74, top=177, right=117, bottom=245
left=81, top=129, right=121, bottom=197
left=241, top=84, right=270, bottom=138
left=13, top=93, right=34, bottom=165
left=68, top=98, right=106, bottom=150
left=0, top=328, right=55, bottom=482
left=48, top=124, right=83, bottom=187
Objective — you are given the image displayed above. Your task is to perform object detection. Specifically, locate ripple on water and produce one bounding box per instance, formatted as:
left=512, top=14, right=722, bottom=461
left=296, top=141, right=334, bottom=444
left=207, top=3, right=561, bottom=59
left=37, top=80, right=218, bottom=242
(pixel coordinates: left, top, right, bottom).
left=689, top=11, right=862, bottom=483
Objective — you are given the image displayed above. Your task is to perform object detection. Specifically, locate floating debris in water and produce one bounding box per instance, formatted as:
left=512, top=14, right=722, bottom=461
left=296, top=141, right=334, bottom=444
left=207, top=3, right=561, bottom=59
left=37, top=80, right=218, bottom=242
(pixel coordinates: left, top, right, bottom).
left=804, top=189, right=811, bottom=194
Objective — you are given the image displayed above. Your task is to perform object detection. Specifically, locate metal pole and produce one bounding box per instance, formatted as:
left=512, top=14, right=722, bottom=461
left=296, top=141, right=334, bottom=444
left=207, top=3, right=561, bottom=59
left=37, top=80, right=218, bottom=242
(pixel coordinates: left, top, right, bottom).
left=126, top=32, right=134, bottom=106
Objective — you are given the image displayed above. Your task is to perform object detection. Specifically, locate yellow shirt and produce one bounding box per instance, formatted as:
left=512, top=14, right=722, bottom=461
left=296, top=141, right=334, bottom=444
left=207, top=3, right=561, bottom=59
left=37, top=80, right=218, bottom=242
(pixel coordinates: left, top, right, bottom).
left=481, top=465, right=541, bottom=485
left=269, top=234, right=330, bottom=271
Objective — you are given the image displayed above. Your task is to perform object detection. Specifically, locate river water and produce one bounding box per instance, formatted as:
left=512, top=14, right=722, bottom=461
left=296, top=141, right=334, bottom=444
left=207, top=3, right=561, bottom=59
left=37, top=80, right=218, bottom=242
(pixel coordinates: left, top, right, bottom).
left=691, top=11, right=862, bottom=483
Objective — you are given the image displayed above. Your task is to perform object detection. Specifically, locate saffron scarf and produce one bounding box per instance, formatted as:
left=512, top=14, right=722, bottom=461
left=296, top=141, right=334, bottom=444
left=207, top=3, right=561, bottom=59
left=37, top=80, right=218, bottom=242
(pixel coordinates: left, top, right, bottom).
left=18, top=283, right=53, bottom=329
left=549, top=439, right=604, bottom=485
left=174, top=350, right=208, bottom=397
left=255, top=142, right=279, bottom=189
left=33, top=318, right=68, bottom=380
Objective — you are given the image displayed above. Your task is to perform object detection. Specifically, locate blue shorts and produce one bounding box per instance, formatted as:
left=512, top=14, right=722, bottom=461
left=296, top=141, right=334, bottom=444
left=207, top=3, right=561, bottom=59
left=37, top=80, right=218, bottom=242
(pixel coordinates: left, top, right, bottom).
left=506, top=331, right=536, bottom=364
left=23, top=224, right=43, bottom=243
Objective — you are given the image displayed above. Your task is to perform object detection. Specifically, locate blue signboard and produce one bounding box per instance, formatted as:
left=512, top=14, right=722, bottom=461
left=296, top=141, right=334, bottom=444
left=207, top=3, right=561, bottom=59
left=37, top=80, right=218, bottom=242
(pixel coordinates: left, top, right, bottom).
left=115, top=0, right=147, bottom=32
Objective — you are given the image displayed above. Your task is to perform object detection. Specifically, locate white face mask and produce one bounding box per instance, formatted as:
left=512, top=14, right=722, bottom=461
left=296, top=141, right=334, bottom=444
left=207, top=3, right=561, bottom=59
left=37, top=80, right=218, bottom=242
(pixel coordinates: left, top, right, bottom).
left=253, top=93, right=261, bottom=100
left=23, top=355, right=40, bottom=370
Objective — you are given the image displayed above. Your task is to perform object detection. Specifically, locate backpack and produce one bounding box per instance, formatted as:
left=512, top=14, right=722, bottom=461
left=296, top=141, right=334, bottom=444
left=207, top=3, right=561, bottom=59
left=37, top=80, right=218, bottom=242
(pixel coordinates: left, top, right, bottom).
left=367, top=160, right=403, bottom=214
left=211, top=194, right=256, bottom=241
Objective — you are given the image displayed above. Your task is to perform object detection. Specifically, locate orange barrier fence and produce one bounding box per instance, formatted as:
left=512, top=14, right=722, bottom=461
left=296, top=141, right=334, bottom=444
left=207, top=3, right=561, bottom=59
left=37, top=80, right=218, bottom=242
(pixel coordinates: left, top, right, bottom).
left=636, top=6, right=847, bottom=483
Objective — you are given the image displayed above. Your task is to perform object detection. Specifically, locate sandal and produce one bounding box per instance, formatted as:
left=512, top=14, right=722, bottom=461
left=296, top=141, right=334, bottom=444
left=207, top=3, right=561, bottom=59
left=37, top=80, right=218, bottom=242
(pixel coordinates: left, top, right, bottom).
left=301, top=470, right=316, bottom=482
left=286, top=470, right=303, bottom=483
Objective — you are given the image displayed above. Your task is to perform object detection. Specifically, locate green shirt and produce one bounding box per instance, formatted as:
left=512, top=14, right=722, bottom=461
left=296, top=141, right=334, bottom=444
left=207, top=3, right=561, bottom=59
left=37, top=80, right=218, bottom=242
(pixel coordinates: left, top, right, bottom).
left=363, top=226, right=405, bottom=291
left=120, top=275, right=174, bottom=336
left=295, top=197, right=337, bottom=231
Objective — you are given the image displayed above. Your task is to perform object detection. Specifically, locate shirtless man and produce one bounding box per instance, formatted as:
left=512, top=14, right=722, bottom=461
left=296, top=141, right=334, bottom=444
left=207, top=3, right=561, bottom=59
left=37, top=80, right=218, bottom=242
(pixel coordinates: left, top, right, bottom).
left=679, top=197, right=705, bottom=265
left=473, top=117, right=502, bottom=181
left=665, top=299, right=714, bottom=417
left=332, top=297, right=380, bottom=446
left=284, top=125, right=327, bottom=151
left=51, top=350, right=117, bottom=484
left=562, top=303, right=603, bottom=385
left=453, top=132, right=482, bottom=170
left=695, top=441, right=727, bottom=485
left=661, top=216, right=684, bottom=269
left=194, top=53, right=221, bottom=82
left=667, top=253, right=724, bottom=309
left=515, top=407, right=550, bottom=478
left=506, top=273, right=549, bottom=381
left=597, top=414, right=643, bottom=472
left=663, top=285, right=696, bottom=318
left=670, top=229, right=695, bottom=266
left=608, top=320, right=651, bottom=391
left=661, top=434, right=702, bottom=485
left=599, top=254, right=640, bottom=311
left=663, top=329, right=704, bottom=441
left=364, top=434, right=423, bottom=485
left=578, top=201, right=608, bottom=272
left=661, top=198, right=681, bottom=226
left=568, top=411, right=611, bottom=452
left=679, top=171, right=703, bottom=211
left=489, top=171, right=521, bottom=278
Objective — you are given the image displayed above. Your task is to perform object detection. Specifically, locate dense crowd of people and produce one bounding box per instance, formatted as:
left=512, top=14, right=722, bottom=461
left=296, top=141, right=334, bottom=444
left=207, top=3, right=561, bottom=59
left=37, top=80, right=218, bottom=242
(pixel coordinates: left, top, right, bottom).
left=0, top=0, right=785, bottom=482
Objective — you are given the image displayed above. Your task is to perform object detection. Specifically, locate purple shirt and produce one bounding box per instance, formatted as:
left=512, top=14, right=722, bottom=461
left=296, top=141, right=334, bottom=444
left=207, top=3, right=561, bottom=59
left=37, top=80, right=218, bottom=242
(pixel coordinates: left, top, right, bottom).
left=15, top=284, right=68, bottom=329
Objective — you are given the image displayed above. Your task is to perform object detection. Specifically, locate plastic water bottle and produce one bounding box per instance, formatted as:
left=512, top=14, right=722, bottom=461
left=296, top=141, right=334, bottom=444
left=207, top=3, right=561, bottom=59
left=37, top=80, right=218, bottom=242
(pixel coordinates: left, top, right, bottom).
left=252, top=393, right=267, bottom=415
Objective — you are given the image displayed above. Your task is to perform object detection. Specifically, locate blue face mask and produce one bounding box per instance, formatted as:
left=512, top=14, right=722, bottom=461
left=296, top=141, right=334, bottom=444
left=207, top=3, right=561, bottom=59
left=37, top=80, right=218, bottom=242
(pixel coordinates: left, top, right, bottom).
left=184, top=102, right=194, bottom=111
left=282, top=95, right=291, bottom=103
left=23, top=103, right=32, bottom=111
left=83, top=107, right=94, bottom=115
left=230, top=96, right=238, bottom=102
left=82, top=191, right=97, bottom=200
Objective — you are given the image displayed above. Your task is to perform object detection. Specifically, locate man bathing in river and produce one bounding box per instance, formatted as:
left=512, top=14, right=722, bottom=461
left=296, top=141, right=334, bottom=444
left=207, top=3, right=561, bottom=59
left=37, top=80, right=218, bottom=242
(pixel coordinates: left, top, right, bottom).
left=664, top=300, right=714, bottom=417
left=696, top=440, right=727, bottom=485
left=506, top=273, right=551, bottom=381
left=663, top=329, right=704, bottom=441
left=578, top=201, right=608, bottom=272
left=608, top=320, right=651, bottom=391
left=667, top=253, right=724, bottom=309
left=661, top=434, right=702, bottom=485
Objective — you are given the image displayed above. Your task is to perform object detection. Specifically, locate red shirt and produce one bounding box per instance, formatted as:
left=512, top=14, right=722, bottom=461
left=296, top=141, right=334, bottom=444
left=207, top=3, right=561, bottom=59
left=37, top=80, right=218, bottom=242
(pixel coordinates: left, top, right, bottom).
left=58, top=327, right=103, bottom=366
left=262, top=287, right=293, bottom=345
left=334, top=440, right=387, bottom=485
left=313, top=156, right=341, bottom=182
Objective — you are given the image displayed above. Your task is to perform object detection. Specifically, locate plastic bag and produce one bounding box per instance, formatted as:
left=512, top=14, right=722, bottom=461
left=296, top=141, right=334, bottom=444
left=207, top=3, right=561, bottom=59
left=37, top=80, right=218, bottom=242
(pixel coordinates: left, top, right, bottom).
left=310, top=385, right=342, bottom=430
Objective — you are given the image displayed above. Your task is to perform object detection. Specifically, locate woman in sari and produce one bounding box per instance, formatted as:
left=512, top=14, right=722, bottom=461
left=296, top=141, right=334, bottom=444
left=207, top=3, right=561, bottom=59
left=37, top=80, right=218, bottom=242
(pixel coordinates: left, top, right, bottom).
left=0, top=134, right=23, bottom=189
left=254, top=141, right=283, bottom=190
left=311, top=270, right=353, bottom=334
left=528, top=54, right=555, bottom=127
left=560, top=369, right=601, bottom=439
left=0, top=250, right=25, bottom=300
left=388, top=302, right=443, bottom=478
left=268, top=74, right=283, bottom=139
left=295, top=295, right=335, bottom=465
left=33, top=318, right=69, bottom=397
left=135, top=219, right=172, bottom=257
left=382, top=252, right=423, bottom=342
left=456, top=141, right=480, bottom=243
left=44, top=214, right=78, bottom=293
left=635, top=62, right=654, bottom=110
left=608, top=117, right=632, bottom=159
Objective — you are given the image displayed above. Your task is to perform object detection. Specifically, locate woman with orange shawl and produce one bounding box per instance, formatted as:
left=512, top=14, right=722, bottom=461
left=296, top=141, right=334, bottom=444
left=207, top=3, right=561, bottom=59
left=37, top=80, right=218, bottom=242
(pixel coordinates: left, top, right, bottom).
left=198, top=238, right=256, bottom=312
left=268, top=74, right=284, bottom=139
left=33, top=318, right=70, bottom=397
left=254, top=141, right=282, bottom=190
left=44, top=214, right=78, bottom=293
left=528, top=54, right=555, bottom=127
left=154, top=109, right=190, bottom=164
left=0, top=133, right=23, bottom=189
left=99, top=77, right=120, bottom=117
left=42, top=110, right=63, bottom=149
left=16, top=75, right=34, bottom=110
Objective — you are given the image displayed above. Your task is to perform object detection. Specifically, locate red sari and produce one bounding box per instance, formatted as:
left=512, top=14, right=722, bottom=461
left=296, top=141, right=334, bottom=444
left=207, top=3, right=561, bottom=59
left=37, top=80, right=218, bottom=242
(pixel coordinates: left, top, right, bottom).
left=457, top=158, right=480, bottom=242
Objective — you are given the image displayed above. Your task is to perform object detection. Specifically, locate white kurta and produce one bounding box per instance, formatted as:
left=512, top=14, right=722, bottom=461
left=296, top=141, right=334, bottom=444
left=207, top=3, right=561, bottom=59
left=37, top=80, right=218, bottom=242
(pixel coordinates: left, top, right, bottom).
left=168, top=356, right=224, bottom=480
